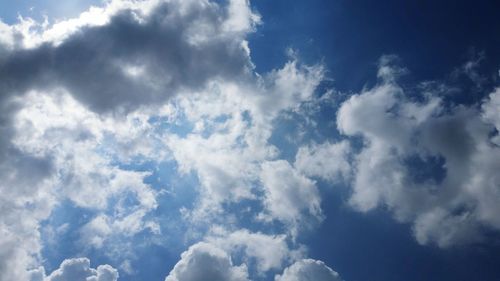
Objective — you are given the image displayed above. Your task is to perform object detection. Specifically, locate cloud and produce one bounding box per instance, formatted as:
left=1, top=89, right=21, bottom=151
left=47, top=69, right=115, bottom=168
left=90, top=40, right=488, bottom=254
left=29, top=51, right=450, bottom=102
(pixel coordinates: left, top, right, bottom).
left=165, top=58, right=324, bottom=221
left=166, top=243, right=345, bottom=281
left=295, top=141, right=351, bottom=183
left=1, top=2, right=327, bottom=273
left=335, top=56, right=500, bottom=247
left=0, top=0, right=329, bottom=280
left=0, top=0, right=258, bottom=114
left=275, top=259, right=343, bottom=281
left=224, top=0, right=261, bottom=32
left=0, top=0, right=260, bottom=278
left=260, top=160, right=323, bottom=236
left=206, top=227, right=300, bottom=274
left=165, top=242, right=249, bottom=281
left=13, top=91, right=160, bottom=253
left=482, top=87, right=500, bottom=145
left=42, top=258, right=118, bottom=281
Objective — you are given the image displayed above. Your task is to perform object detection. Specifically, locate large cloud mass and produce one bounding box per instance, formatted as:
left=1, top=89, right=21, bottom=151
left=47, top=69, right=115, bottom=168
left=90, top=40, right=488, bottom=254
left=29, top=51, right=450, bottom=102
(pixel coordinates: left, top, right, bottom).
left=0, top=0, right=261, bottom=279
left=0, top=0, right=257, bottom=113
left=334, top=57, right=500, bottom=247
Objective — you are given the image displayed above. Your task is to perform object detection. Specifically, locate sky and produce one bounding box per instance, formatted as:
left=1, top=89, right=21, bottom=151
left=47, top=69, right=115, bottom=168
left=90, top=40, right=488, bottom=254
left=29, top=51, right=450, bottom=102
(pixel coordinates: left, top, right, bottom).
left=0, top=0, right=499, bottom=281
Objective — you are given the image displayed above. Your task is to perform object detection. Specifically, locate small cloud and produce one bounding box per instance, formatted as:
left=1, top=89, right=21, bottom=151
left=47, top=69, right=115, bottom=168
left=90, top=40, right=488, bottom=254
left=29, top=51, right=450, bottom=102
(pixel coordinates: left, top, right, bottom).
left=275, top=259, right=343, bottom=281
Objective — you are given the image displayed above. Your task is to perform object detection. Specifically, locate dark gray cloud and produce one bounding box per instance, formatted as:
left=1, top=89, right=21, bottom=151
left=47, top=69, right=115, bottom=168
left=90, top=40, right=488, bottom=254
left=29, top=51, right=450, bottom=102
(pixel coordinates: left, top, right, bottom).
left=0, top=1, right=254, bottom=114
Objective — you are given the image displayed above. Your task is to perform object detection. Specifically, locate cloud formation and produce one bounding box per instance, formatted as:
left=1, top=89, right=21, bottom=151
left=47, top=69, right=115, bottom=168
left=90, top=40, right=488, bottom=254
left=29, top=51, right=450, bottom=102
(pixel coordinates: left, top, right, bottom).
left=275, top=259, right=343, bottom=281
left=334, top=57, right=500, bottom=247
left=28, top=258, right=118, bottom=281
left=0, top=0, right=258, bottom=113
left=166, top=58, right=324, bottom=222
left=0, top=0, right=261, bottom=279
left=295, top=140, right=351, bottom=183
left=260, top=160, right=323, bottom=236
left=165, top=242, right=249, bottom=281
left=206, top=227, right=299, bottom=274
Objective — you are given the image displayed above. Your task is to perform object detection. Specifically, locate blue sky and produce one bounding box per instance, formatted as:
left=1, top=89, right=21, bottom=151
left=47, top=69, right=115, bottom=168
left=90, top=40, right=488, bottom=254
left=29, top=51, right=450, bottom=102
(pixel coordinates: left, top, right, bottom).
left=0, top=1, right=499, bottom=281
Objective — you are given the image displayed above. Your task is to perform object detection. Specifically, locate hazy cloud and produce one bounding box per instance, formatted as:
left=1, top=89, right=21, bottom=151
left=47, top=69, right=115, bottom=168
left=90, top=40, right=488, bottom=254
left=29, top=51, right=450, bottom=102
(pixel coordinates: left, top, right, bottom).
left=260, top=160, right=323, bottom=236
left=295, top=140, right=351, bottom=183
left=275, top=259, right=343, bottom=281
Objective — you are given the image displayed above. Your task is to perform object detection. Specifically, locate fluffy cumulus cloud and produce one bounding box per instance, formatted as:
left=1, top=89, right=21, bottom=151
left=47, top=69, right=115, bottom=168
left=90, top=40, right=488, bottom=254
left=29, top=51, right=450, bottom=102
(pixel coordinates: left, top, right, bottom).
left=206, top=227, right=299, bottom=273
left=165, top=242, right=249, bottom=281
left=46, top=258, right=118, bottom=281
left=167, top=237, right=341, bottom=281
left=334, top=56, right=500, bottom=247
left=27, top=258, right=118, bottom=281
left=275, top=259, right=343, bottom=281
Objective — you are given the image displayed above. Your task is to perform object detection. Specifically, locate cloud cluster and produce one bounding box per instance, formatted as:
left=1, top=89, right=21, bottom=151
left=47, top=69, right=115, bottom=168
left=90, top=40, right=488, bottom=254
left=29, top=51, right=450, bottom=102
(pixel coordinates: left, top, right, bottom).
left=29, top=258, right=118, bottom=281
left=0, top=0, right=333, bottom=279
left=0, top=0, right=262, bottom=279
left=166, top=58, right=324, bottom=227
left=332, top=57, right=500, bottom=247
left=165, top=239, right=341, bottom=281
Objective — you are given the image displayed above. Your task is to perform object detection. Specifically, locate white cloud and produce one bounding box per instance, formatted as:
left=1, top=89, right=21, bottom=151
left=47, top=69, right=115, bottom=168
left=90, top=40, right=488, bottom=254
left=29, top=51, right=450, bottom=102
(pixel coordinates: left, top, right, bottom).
left=166, top=58, right=324, bottom=222
left=43, top=258, right=118, bottom=281
left=412, top=208, right=482, bottom=248
left=166, top=243, right=345, bottom=281
left=28, top=267, right=45, bottom=281
left=295, top=141, right=351, bottom=183
left=13, top=91, right=160, bottom=249
left=165, top=242, right=249, bottom=281
left=224, top=0, right=261, bottom=33
left=336, top=57, right=500, bottom=247
left=0, top=0, right=331, bottom=280
left=0, top=0, right=262, bottom=277
left=260, top=160, right=323, bottom=236
left=275, top=259, right=343, bottom=281
left=482, top=87, right=500, bottom=145
left=0, top=0, right=330, bottom=278
left=253, top=60, right=324, bottom=120
left=207, top=227, right=300, bottom=274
